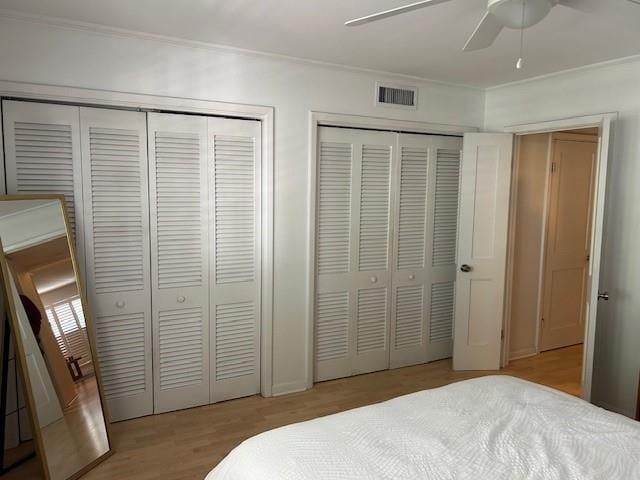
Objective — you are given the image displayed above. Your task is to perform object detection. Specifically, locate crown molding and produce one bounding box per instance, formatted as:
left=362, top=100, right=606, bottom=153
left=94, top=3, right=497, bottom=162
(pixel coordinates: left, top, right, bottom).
left=0, top=8, right=483, bottom=92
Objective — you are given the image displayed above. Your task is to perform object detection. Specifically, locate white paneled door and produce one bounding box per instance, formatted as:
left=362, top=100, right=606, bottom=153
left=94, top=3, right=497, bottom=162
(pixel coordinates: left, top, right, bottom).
left=453, top=133, right=513, bottom=371
left=80, top=107, right=153, bottom=421
left=148, top=113, right=210, bottom=414
left=315, top=127, right=395, bottom=382
left=209, top=117, right=261, bottom=403
left=390, top=134, right=462, bottom=368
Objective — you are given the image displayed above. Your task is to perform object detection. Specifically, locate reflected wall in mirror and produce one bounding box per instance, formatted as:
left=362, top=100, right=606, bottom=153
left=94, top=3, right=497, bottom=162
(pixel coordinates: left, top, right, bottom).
left=0, top=196, right=112, bottom=480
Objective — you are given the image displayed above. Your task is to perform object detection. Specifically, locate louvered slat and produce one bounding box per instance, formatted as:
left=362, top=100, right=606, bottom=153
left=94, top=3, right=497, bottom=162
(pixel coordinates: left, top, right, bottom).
left=13, top=121, right=78, bottom=236
left=430, top=282, right=455, bottom=342
left=215, top=302, right=256, bottom=380
left=315, top=291, right=349, bottom=362
left=359, top=145, right=391, bottom=271
left=158, top=307, right=203, bottom=390
left=317, top=142, right=352, bottom=275
left=357, top=288, right=387, bottom=353
left=394, top=285, right=424, bottom=349
left=155, top=132, right=203, bottom=288
left=214, top=136, right=256, bottom=284
left=95, top=312, right=146, bottom=400
left=397, top=147, right=428, bottom=270
left=433, top=149, right=461, bottom=266
left=89, top=127, right=145, bottom=293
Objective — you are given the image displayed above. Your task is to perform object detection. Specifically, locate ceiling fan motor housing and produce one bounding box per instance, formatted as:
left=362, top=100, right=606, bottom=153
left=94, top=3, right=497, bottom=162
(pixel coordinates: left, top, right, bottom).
left=488, top=0, right=554, bottom=29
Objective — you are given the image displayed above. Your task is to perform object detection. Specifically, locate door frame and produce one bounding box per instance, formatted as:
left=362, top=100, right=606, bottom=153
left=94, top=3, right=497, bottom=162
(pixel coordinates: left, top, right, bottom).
left=0, top=80, right=276, bottom=398
left=306, top=111, right=477, bottom=389
left=501, top=112, right=617, bottom=402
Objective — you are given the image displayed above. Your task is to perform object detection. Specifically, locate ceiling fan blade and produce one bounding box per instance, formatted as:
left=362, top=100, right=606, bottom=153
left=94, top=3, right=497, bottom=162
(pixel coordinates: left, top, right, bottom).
left=345, top=0, right=454, bottom=27
left=463, top=12, right=504, bottom=52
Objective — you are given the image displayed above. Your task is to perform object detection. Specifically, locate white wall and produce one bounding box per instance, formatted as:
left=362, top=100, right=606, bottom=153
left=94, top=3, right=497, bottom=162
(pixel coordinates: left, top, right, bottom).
left=0, top=16, right=485, bottom=394
left=486, top=59, right=640, bottom=417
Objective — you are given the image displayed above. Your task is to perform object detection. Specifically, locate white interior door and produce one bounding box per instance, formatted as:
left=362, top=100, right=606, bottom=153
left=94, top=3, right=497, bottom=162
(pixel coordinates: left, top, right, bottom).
left=148, top=112, right=210, bottom=413
left=390, top=134, right=462, bottom=368
left=80, top=107, right=153, bottom=421
left=209, top=117, right=261, bottom=402
left=314, top=127, right=395, bottom=382
left=540, top=136, right=597, bottom=351
left=453, top=133, right=513, bottom=371
left=2, top=100, right=85, bottom=277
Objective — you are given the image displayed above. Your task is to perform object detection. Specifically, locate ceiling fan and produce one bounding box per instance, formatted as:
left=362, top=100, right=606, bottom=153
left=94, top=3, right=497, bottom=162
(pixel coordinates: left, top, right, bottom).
left=346, top=0, right=638, bottom=54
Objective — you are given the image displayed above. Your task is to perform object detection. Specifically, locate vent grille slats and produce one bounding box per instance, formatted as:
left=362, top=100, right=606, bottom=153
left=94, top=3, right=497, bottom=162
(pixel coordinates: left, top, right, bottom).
left=397, top=147, right=429, bottom=270
left=214, top=136, right=256, bottom=284
left=89, top=127, right=145, bottom=293
left=215, top=302, right=256, bottom=381
left=430, top=282, right=455, bottom=343
left=357, top=288, right=387, bottom=354
left=433, top=149, right=461, bottom=266
left=315, top=291, right=349, bottom=362
left=359, top=145, right=391, bottom=272
left=155, top=131, right=203, bottom=289
left=395, top=286, right=424, bottom=349
left=318, top=142, right=353, bottom=275
left=158, top=307, right=203, bottom=390
left=377, top=85, right=416, bottom=107
left=12, top=121, right=78, bottom=236
left=95, top=312, right=146, bottom=400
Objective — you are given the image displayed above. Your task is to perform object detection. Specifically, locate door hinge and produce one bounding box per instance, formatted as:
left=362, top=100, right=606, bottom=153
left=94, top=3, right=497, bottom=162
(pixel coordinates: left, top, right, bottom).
left=551, top=162, right=557, bottom=174
left=541, top=317, right=545, bottom=328
left=501, top=329, right=504, bottom=340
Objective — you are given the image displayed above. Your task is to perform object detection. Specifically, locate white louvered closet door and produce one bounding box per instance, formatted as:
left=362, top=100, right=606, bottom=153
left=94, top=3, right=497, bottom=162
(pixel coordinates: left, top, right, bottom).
left=209, top=117, right=261, bottom=403
left=2, top=100, right=85, bottom=276
left=315, top=127, right=395, bottom=382
left=79, top=107, right=153, bottom=421
left=148, top=113, right=210, bottom=413
left=390, top=134, right=462, bottom=368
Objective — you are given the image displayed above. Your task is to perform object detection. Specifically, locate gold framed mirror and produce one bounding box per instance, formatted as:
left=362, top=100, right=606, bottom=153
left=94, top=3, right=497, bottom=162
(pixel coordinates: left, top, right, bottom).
left=0, top=194, right=112, bottom=480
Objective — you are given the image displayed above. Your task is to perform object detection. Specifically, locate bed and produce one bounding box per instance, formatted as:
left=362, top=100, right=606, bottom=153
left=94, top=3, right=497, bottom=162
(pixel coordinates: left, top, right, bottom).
left=206, top=376, right=640, bottom=480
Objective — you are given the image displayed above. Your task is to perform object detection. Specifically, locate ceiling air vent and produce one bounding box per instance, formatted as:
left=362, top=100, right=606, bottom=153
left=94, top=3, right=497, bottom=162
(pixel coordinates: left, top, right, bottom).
left=375, top=83, right=418, bottom=109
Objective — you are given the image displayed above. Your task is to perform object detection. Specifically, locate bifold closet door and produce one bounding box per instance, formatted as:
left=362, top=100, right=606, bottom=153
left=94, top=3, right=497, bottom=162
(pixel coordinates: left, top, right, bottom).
left=2, top=100, right=85, bottom=273
left=390, top=134, right=462, bottom=368
left=314, top=127, right=395, bottom=382
left=209, top=117, right=261, bottom=403
left=80, top=107, right=153, bottom=421
left=148, top=113, right=210, bottom=414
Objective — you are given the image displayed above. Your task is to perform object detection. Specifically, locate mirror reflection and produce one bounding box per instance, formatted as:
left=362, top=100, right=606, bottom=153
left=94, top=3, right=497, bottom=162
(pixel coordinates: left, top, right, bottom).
left=0, top=198, right=110, bottom=480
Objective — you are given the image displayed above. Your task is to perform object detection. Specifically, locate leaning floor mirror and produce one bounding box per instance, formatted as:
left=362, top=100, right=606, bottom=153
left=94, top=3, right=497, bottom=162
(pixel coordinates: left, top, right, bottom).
left=0, top=195, right=112, bottom=480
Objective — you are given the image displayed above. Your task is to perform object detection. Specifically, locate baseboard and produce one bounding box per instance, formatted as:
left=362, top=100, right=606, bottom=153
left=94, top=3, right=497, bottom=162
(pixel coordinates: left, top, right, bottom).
left=509, top=348, right=537, bottom=361
left=271, top=380, right=310, bottom=397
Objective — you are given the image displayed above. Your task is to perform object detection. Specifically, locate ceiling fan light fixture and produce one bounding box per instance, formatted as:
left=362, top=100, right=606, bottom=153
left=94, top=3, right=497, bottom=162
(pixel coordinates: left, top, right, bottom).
left=488, top=0, right=553, bottom=29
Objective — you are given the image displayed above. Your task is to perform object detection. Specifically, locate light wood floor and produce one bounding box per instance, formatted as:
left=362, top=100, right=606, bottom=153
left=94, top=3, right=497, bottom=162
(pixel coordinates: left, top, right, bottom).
left=10, top=345, right=582, bottom=480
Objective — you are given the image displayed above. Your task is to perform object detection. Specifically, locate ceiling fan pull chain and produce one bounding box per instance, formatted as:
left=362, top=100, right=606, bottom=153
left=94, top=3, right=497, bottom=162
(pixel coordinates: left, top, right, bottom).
left=516, top=0, right=526, bottom=70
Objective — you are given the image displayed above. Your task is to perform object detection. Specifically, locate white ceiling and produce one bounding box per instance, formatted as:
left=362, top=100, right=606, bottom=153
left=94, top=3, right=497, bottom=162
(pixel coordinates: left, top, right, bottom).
left=1, top=0, right=639, bottom=86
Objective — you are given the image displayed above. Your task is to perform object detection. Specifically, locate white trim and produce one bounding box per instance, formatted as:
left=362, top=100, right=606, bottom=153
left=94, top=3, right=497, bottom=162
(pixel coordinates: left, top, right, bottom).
left=503, top=112, right=617, bottom=402
left=306, top=111, right=478, bottom=389
left=271, top=380, right=308, bottom=397
left=0, top=9, right=483, bottom=92
left=0, top=79, right=276, bottom=398
left=487, top=54, right=640, bottom=91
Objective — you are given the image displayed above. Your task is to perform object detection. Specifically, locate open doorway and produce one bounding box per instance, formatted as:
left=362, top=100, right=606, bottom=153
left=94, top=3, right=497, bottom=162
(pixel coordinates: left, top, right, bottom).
left=505, top=127, right=599, bottom=396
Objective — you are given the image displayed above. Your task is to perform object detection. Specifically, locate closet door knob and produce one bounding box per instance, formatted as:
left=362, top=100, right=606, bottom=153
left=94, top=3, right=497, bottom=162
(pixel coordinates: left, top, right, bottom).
left=177, top=296, right=186, bottom=303
left=370, top=276, right=378, bottom=284
left=116, top=300, right=125, bottom=308
left=408, top=274, right=415, bottom=281
left=460, top=264, right=472, bottom=273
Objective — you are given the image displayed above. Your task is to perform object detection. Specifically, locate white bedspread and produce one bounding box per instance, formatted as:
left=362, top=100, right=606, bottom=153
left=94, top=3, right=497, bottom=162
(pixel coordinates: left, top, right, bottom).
left=206, top=376, right=640, bottom=479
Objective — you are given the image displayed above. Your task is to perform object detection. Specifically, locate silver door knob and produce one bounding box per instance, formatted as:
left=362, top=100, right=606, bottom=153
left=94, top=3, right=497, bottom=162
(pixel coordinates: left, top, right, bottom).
left=116, top=300, right=125, bottom=308
left=370, top=276, right=378, bottom=284
left=598, top=291, right=609, bottom=301
left=177, top=296, right=186, bottom=303
left=408, top=274, right=415, bottom=281
left=460, top=264, right=472, bottom=273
